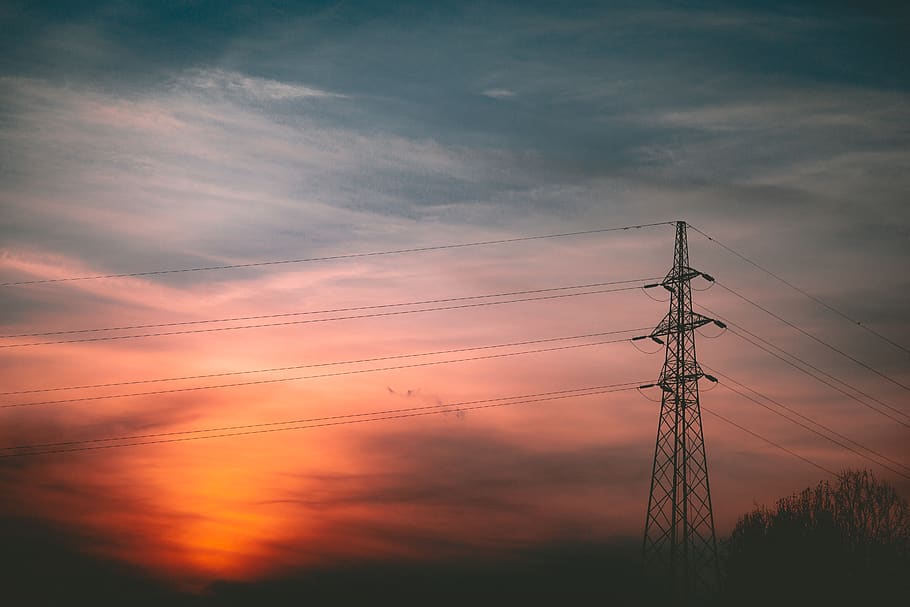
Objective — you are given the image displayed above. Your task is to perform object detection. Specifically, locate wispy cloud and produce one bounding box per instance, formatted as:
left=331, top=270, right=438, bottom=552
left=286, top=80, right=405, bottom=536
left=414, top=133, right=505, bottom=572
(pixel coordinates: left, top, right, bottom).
left=641, top=90, right=910, bottom=134
left=180, top=68, right=347, bottom=102
left=481, top=88, right=515, bottom=100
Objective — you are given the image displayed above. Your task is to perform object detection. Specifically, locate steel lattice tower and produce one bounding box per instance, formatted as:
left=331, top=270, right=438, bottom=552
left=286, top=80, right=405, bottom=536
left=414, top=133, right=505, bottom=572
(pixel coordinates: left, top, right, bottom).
left=641, top=221, right=721, bottom=597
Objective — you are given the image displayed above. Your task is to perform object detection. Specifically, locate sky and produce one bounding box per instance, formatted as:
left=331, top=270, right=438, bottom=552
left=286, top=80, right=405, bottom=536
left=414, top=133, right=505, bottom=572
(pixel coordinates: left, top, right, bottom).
left=1, top=0, right=909, bottom=601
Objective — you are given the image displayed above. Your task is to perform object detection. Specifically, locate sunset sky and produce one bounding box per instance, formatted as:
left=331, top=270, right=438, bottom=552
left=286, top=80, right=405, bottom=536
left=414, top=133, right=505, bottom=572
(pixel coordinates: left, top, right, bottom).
left=1, top=1, right=908, bottom=601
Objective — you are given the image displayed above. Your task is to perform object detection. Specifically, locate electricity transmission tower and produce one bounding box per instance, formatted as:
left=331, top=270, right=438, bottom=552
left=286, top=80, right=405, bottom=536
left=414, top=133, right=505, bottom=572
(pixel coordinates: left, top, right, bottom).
left=640, top=221, right=723, bottom=597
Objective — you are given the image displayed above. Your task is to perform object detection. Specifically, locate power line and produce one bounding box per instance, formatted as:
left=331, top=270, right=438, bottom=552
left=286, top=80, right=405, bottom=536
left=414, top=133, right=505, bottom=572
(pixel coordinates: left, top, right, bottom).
left=702, top=303, right=907, bottom=417
left=2, top=381, right=845, bottom=477
left=1, top=221, right=675, bottom=287
left=0, top=284, right=648, bottom=348
left=1, top=383, right=639, bottom=452
left=700, top=405, right=837, bottom=477
left=714, top=381, right=907, bottom=480
left=715, top=281, right=910, bottom=394
left=1, top=277, right=657, bottom=339
left=724, top=325, right=910, bottom=430
left=705, top=368, right=910, bottom=479
left=689, top=224, right=910, bottom=357
left=0, top=382, right=836, bottom=476
left=0, top=327, right=649, bottom=396
left=0, top=384, right=642, bottom=457
left=696, top=303, right=910, bottom=427
left=1, top=334, right=639, bottom=409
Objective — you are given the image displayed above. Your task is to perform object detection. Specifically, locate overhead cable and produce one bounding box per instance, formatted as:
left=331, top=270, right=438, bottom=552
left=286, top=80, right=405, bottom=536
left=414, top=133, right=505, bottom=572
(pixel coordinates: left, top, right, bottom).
left=1, top=277, right=657, bottom=339
left=0, top=384, right=642, bottom=457
left=689, top=224, right=910, bottom=357
left=0, top=284, right=649, bottom=348
left=1, top=334, right=638, bottom=409
left=715, top=281, right=910, bottom=394
left=706, top=368, right=910, bottom=478
left=0, top=327, right=648, bottom=396
left=1, top=221, right=675, bottom=287
left=701, top=406, right=837, bottom=477
left=697, top=303, right=910, bottom=427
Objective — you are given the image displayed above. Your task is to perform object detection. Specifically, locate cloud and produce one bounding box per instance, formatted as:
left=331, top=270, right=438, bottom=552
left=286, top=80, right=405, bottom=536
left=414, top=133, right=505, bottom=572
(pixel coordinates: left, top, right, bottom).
left=481, top=88, right=515, bottom=99
left=640, top=89, right=910, bottom=135
left=180, top=68, right=347, bottom=102
left=273, top=426, right=656, bottom=553
left=0, top=72, right=521, bottom=290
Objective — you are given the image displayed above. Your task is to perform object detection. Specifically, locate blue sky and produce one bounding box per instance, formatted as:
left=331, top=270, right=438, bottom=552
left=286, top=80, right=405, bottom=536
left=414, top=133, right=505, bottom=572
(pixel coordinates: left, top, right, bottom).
left=3, top=2, right=909, bottom=265
left=2, top=2, right=908, bottom=277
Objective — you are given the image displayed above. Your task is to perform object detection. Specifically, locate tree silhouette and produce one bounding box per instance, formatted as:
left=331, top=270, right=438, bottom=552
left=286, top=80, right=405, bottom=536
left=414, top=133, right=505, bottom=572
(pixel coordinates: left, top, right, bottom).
left=722, top=470, right=909, bottom=606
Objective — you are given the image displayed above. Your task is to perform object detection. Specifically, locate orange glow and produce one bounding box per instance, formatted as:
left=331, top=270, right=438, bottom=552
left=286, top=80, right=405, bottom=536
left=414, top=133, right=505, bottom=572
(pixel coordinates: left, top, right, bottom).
left=1, top=235, right=906, bottom=590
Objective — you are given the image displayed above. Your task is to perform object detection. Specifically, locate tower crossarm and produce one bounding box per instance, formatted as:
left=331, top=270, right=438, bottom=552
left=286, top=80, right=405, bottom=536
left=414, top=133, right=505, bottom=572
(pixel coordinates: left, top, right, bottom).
left=657, top=371, right=708, bottom=390
left=659, top=265, right=707, bottom=288
left=648, top=311, right=718, bottom=339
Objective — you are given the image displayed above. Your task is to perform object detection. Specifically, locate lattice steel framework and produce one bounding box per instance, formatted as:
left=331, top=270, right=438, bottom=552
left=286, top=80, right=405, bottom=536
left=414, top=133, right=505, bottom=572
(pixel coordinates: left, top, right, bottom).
left=642, top=221, right=720, bottom=597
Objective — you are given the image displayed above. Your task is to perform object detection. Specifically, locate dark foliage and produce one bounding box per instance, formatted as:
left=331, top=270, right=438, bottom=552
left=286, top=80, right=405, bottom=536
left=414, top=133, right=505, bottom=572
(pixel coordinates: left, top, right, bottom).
left=721, top=469, right=910, bottom=606
left=205, top=540, right=670, bottom=607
